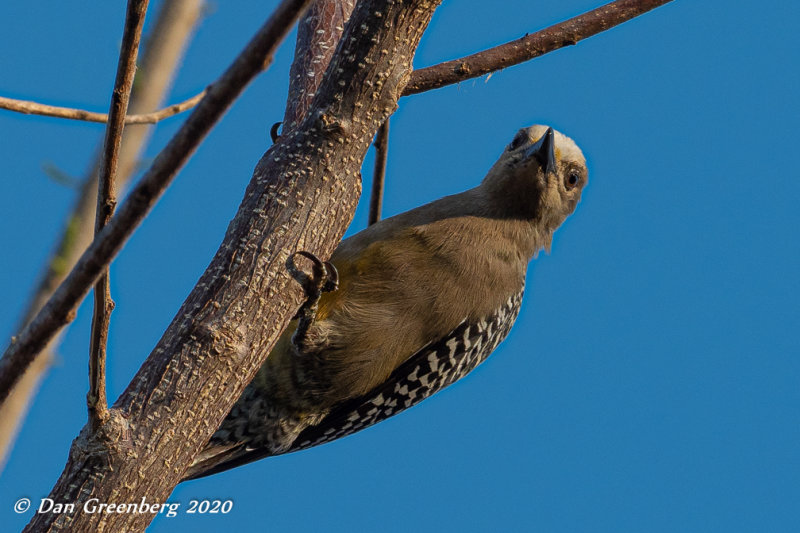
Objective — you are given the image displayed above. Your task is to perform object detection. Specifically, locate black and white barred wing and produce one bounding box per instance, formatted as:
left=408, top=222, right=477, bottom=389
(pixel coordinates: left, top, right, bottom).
left=287, top=291, right=524, bottom=453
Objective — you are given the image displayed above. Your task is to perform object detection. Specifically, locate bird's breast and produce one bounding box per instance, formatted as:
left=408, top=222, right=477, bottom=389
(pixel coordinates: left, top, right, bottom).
left=286, top=288, right=525, bottom=453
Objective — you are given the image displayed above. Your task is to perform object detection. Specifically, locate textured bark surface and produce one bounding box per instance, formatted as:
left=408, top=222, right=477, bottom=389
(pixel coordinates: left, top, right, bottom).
left=24, top=0, right=441, bottom=531
left=282, top=0, right=356, bottom=129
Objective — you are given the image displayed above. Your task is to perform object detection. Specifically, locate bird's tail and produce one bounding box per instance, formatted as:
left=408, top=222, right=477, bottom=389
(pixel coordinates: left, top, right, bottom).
left=182, top=442, right=259, bottom=481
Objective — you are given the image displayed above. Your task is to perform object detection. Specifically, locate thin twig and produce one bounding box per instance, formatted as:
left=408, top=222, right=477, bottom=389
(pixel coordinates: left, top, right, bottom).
left=0, top=0, right=312, bottom=405
left=0, top=0, right=204, bottom=473
left=369, top=119, right=389, bottom=226
left=404, top=0, right=674, bottom=96
left=0, top=92, right=204, bottom=124
left=87, top=0, right=150, bottom=430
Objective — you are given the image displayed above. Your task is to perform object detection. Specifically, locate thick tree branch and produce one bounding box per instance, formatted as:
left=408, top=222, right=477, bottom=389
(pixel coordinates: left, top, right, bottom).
left=0, top=0, right=205, bottom=472
left=282, top=0, right=356, bottom=130
left=0, top=92, right=204, bottom=124
left=23, top=0, right=441, bottom=529
left=88, top=0, right=150, bottom=430
left=0, top=0, right=677, bottom=527
left=0, top=0, right=311, bottom=407
left=404, top=0, right=674, bottom=96
left=369, top=119, right=389, bottom=225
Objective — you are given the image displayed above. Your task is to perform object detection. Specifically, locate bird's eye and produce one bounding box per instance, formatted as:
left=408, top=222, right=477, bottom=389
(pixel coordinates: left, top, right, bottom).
left=565, top=172, right=580, bottom=191
left=508, top=132, right=527, bottom=151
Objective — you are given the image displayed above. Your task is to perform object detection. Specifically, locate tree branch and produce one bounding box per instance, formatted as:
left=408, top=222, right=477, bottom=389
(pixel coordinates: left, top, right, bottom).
left=282, top=0, right=356, bottom=130
left=0, top=0, right=205, bottom=472
left=0, top=0, right=311, bottom=407
left=403, top=0, right=674, bottom=96
left=87, top=0, right=150, bottom=430
left=23, top=0, right=441, bottom=529
left=0, top=92, right=204, bottom=124
left=369, top=119, right=389, bottom=226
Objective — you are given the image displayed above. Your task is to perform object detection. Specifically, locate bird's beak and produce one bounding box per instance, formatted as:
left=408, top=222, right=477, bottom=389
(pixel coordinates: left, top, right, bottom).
left=525, top=127, right=556, bottom=175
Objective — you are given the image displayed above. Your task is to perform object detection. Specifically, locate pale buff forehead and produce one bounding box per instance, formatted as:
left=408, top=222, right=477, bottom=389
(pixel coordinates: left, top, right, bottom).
left=526, top=125, right=585, bottom=166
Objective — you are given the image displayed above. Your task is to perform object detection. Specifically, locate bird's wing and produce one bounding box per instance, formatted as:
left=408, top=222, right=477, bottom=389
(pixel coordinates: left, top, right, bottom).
left=285, top=290, right=523, bottom=454
left=183, top=290, right=523, bottom=481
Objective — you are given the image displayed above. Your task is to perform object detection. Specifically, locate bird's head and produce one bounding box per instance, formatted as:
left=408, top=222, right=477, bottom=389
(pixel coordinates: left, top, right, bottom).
left=482, top=125, right=587, bottom=231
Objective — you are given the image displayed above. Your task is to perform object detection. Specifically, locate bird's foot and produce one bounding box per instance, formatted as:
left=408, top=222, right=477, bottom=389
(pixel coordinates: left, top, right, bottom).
left=286, top=251, right=338, bottom=353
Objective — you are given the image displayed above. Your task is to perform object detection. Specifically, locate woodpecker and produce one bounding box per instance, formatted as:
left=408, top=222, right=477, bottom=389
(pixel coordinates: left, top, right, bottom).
left=184, top=125, right=588, bottom=480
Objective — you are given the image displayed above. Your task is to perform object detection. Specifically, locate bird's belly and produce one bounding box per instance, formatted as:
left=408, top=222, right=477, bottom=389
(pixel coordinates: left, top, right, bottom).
left=287, top=289, right=524, bottom=453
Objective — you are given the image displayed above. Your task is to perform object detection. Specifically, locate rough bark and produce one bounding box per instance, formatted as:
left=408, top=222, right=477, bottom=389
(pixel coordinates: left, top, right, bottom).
left=24, top=0, right=441, bottom=531
left=282, top=0, right=357, bottom=130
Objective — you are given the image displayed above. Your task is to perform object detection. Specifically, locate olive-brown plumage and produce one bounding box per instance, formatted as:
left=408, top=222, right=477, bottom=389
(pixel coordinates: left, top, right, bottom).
left=184, top=125, right=588, bottom=480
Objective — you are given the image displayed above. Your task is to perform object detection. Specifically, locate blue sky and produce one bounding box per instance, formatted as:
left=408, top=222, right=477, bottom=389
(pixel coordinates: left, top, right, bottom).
left=1, top=0, right=798, bottom=531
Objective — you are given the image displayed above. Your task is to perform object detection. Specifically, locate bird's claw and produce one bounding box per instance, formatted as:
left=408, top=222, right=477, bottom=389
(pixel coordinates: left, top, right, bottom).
left=286, top=251, right=338, bottom=353
left=270, top=121, right=282, bottom=143
left=287, top=251, right=338, bottom=298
